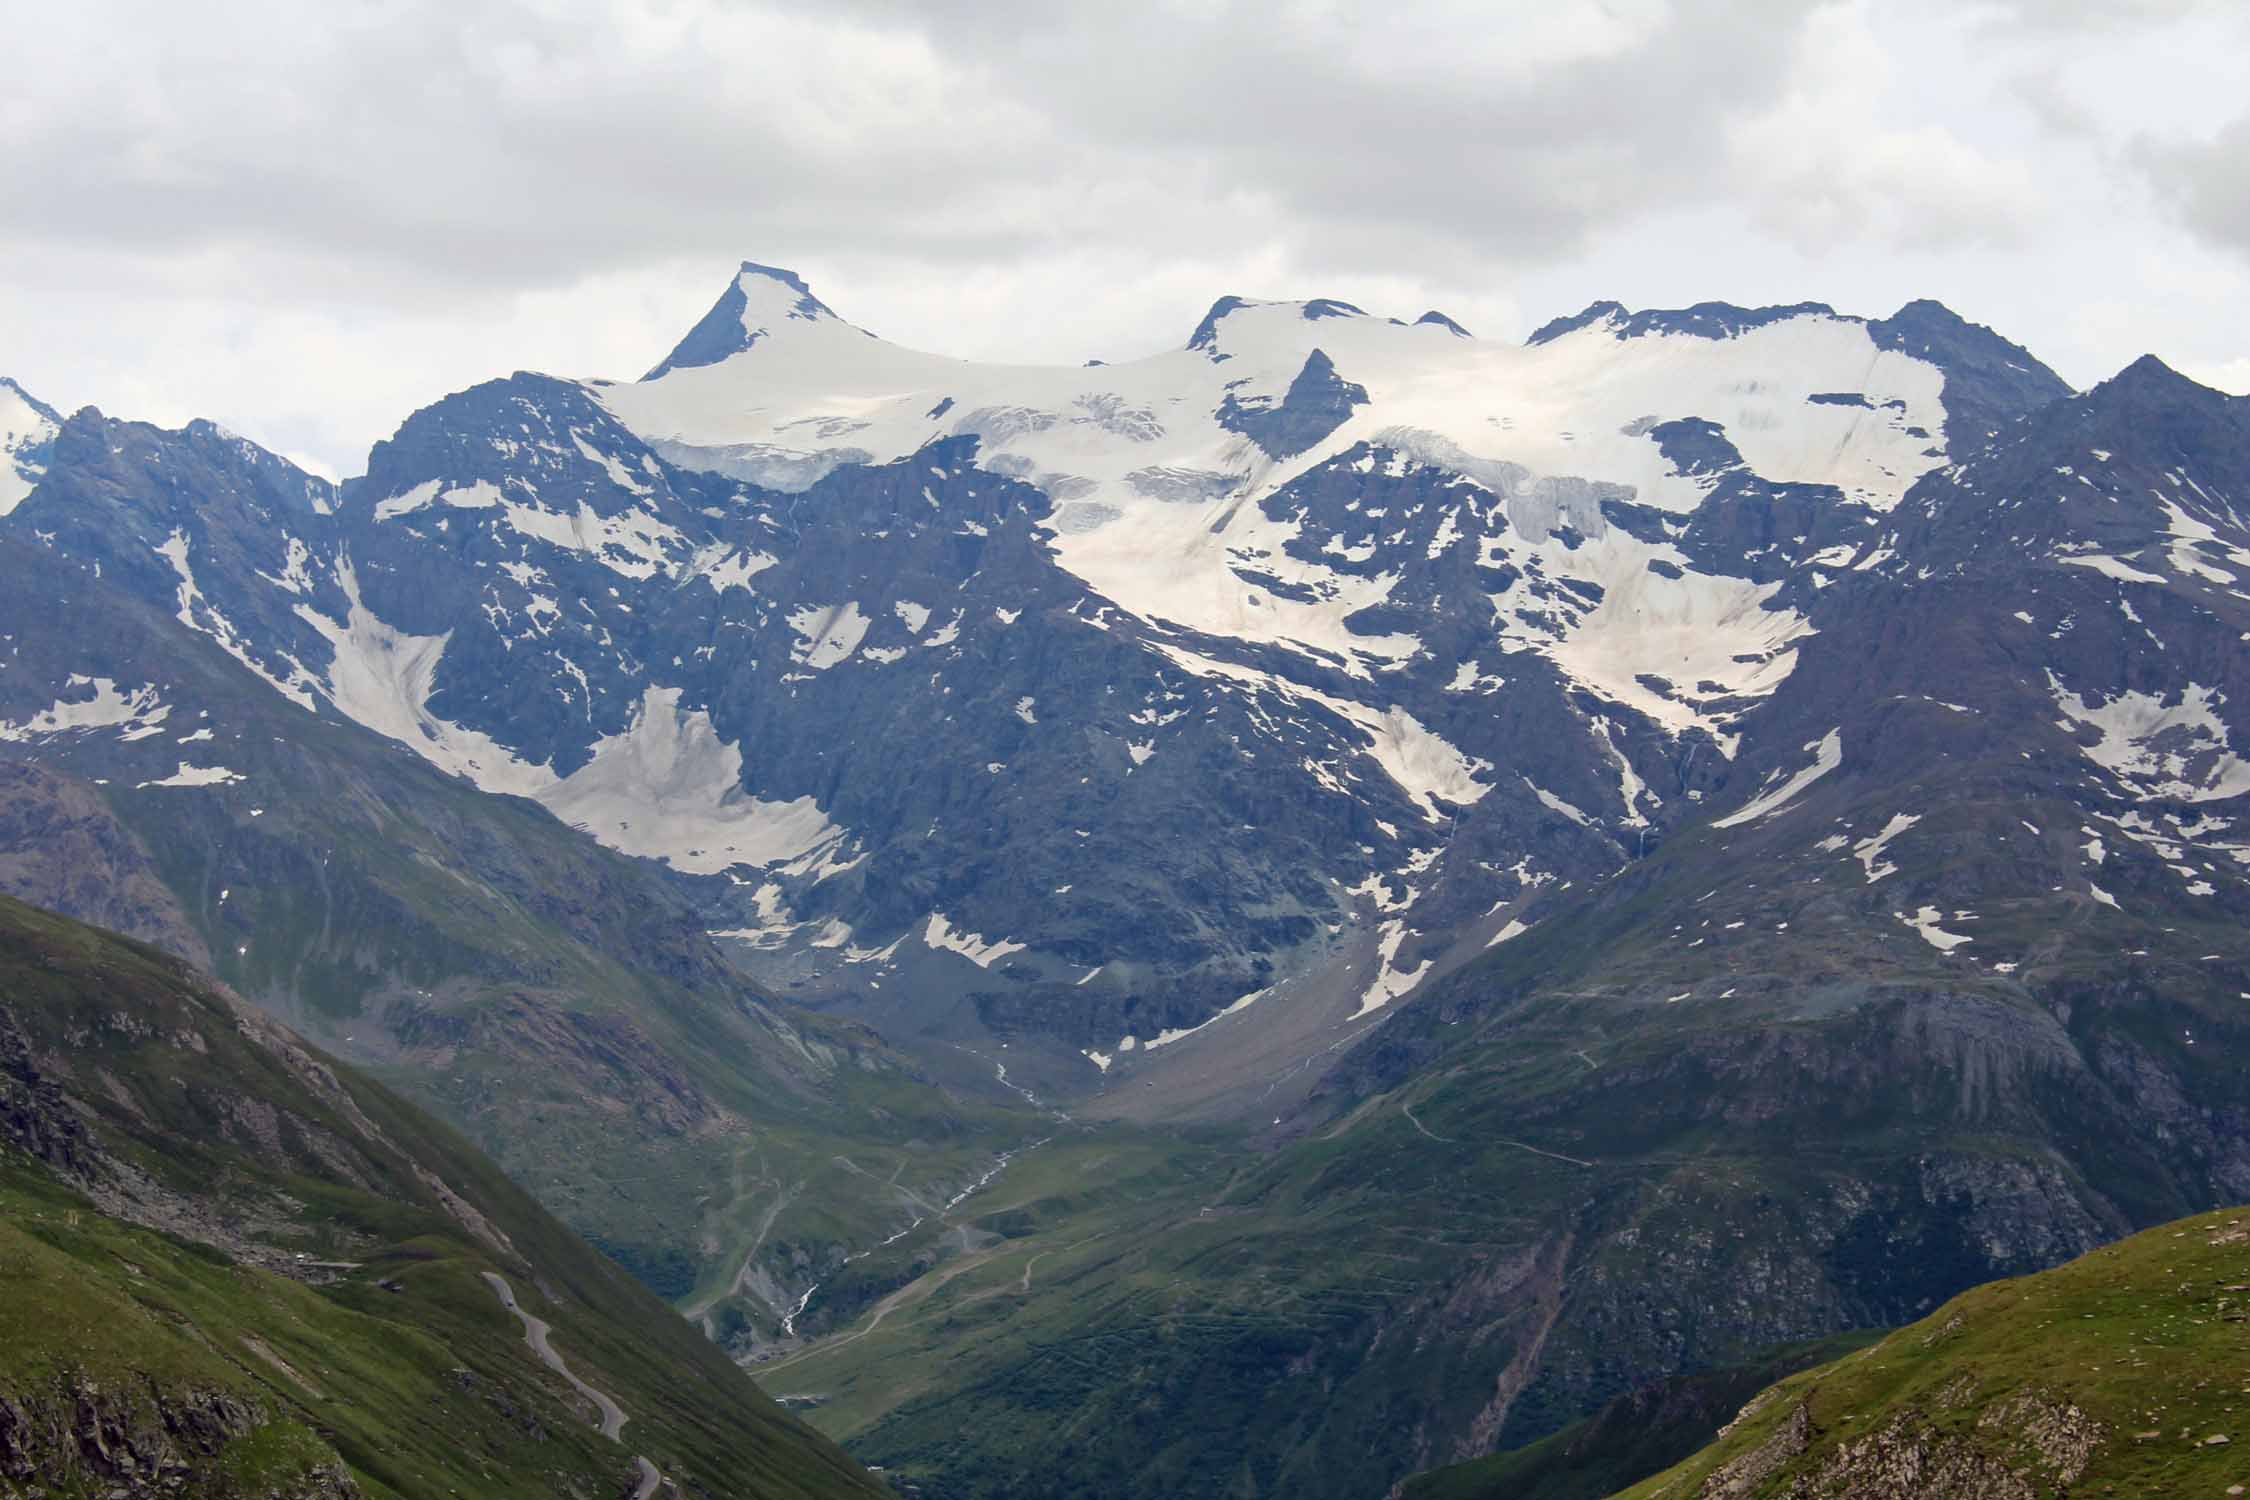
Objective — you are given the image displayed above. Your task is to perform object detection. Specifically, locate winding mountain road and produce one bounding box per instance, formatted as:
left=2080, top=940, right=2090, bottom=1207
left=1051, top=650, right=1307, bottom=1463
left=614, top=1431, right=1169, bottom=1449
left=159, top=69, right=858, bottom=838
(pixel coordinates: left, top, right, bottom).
left=482, top=1272, right=665, bottom=1496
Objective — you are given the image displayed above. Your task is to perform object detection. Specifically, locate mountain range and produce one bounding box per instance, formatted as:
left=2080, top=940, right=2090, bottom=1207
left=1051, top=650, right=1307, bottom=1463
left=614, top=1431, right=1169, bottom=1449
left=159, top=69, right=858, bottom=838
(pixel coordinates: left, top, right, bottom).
left=2, top=265, right=2246, bottom=1496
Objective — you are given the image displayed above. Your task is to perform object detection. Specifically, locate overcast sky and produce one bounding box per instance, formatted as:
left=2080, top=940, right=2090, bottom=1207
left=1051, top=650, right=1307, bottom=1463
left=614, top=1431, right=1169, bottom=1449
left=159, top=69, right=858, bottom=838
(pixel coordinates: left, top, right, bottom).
left=7, top=0, right=2248, bottom=478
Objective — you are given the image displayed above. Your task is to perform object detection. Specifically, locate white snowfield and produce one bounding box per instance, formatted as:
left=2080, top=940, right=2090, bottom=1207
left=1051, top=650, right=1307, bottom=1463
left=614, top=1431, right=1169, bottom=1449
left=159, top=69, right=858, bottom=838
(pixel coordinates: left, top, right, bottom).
left=598, top=268, right=1952, bottom=759
left=1712, top=729, right=1842, bottom=828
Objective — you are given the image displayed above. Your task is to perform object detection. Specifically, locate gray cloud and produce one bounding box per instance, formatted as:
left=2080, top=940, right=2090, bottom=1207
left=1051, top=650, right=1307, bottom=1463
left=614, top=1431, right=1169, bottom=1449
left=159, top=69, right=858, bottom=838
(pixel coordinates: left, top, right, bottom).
left=2, top=0, right=1831, bottom=294
left=1, top=0, right=2246, bottom=476
left=2140, top=114, right=2250, bottom=262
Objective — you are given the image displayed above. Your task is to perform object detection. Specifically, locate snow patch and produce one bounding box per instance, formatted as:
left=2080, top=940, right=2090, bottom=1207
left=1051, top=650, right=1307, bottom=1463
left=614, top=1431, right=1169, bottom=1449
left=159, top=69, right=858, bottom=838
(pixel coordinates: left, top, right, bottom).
left=924, top=913, right=1026, bottom=968
left=374, top=479, right=505, bottom=522
left=1852, top=812, right=1920, bottom=883
left=2057, top=554, right=2166, bottom=585
left=1524, top=778, right=1591, bottom=827
left=1143, top=987, right=1270, bottom=1049
left=137, top=762, right=243, bottom=789
left=571, top=432, right=654, bottom=495
left=2050, top=676, right=2250, bottom=802
left=1897, top=905, right=1971, bottom=952
left=1713, top=730, right=1841, bottom=828
left=0, top=380, right=60, bottom=515
left=500, top=499, right=685, bottom=580
left=0, top=676, right=169, bottom=742
left=298, top=560, right=554, bottom=797
left=538, top=686, right=844, bottom=875
left=787, top=602, right=871, bottom=670
left=1352, top=921, right=1430, bottom=1018
left=1486, top=917, right=1532, bottom=948
left=691, top=543, right=777, bottom=593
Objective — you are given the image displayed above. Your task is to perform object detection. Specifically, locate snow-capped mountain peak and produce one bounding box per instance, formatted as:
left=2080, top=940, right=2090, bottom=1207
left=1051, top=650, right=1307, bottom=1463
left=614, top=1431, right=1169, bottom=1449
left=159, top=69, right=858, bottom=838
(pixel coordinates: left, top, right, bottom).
left=595, top=279, right=1984, bottom=691
left=641, top=260, right=862, bottom=380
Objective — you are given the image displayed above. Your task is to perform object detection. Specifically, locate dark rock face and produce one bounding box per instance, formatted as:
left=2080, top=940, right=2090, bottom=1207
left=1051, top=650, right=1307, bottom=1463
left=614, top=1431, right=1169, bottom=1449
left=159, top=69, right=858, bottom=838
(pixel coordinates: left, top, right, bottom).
left=0, top=1378, right=359, bottom=1499
left=0, top=1005, right=98, bottom=1182
left=1217, top=348, right=1371, bottom=460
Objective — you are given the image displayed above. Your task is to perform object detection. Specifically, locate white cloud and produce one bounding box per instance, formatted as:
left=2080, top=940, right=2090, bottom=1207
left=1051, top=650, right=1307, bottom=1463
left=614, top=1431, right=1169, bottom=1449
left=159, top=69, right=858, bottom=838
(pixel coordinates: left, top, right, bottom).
left=2178, top=357, right=2250, bottom=396
left=1726, top=6, right=2047, bottom=253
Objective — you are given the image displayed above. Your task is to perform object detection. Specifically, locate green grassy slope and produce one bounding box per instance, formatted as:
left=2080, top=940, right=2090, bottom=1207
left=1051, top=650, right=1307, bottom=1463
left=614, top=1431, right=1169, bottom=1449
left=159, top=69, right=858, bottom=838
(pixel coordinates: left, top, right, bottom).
left=1616, top=1208, right=2250, bottom=1498
left=0, top=893, right=888, bottom=1498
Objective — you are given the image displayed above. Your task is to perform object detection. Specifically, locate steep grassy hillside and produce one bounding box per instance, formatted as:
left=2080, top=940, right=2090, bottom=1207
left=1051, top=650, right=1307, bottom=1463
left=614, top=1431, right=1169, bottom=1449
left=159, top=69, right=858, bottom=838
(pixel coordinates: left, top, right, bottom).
left=0, top=894, right=887, bottom=1498
left=1617, top=1207, right=2250, bottom=1497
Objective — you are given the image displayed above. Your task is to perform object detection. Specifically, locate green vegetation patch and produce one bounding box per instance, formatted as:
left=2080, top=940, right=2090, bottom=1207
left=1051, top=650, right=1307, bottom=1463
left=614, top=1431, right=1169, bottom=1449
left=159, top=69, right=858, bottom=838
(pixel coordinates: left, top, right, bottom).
left=1619, top=1208, right=2250, bottom=1498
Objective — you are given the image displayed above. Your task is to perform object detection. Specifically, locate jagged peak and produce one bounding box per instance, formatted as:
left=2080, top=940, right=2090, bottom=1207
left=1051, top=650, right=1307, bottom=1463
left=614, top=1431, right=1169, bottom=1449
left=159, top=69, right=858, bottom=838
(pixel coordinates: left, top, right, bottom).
left=1525, top=300, right=1627, bottom=346
left=2089, top=352, right=2230, bottom=407
left=1415, top=310, right=1472, bottom=338
left=1187, top=295, right=1259, bottom=354
left=1886, top=297, right=1971, bottom=328
left=2110, top=351, right=2186, bottom=385
left=731, top=261, right=840, bottom=322
left=1867, top=298, right=2060, bottom=384
left=642, top=261, right=851, bottom=382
